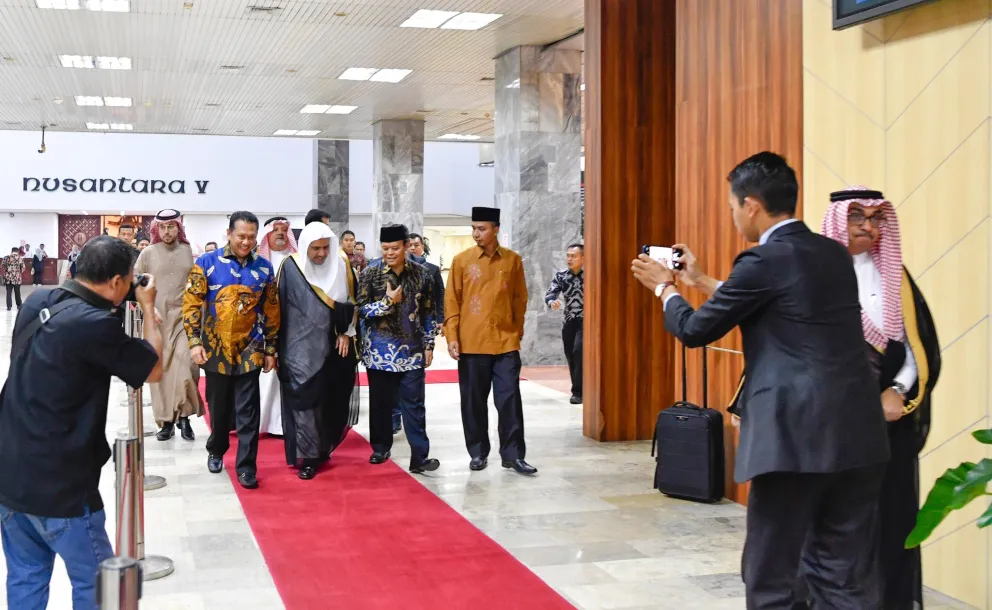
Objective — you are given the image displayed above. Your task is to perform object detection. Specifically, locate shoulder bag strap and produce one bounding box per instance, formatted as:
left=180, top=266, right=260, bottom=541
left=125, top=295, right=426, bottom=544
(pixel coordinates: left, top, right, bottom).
left=10, top=297, right=81, bottom=360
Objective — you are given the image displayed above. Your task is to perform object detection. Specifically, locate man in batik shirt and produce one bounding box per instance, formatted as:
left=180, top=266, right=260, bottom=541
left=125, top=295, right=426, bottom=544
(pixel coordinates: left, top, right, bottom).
left=358, top=224, right=440, bottom=474
left=183, top=211, right=280, bottom=489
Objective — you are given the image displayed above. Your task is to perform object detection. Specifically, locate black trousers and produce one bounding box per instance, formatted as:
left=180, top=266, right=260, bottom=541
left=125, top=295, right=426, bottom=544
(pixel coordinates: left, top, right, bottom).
left=367, top=368, right=430, bottom=464
left=458, top=352, right=525, bottom=462
left=5, top=284, right=21, bottom=310
left=743, top=464, right=885, bottom=610
left=562, top=318, right=583, bottom=397
left=877, top=417, right=923, bottom=609
left=204, top=370, right=261, bottom=476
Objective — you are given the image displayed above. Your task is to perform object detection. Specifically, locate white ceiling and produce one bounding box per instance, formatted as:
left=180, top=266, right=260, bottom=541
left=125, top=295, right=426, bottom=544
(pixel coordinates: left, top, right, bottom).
left=0, top=0, right=584, bottom=141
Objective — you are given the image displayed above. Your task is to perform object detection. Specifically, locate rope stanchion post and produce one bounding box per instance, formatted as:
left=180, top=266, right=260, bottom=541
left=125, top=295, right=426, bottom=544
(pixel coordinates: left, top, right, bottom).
left=115, top=304, right=175, bottom=581
left=123, top=306, right=166, bottom=491
left=97, top=556, right=142, bottom=610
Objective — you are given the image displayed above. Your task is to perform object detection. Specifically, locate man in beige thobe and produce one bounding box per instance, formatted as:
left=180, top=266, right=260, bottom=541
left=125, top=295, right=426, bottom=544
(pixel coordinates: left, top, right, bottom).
left=135, top=208, right=204, bottom=441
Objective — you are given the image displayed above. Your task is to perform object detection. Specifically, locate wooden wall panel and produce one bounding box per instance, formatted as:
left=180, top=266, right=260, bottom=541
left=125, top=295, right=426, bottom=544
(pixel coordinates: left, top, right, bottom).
left=674, top=0, right=804, bottom=503
left=583, top=0, right=678, bottom=441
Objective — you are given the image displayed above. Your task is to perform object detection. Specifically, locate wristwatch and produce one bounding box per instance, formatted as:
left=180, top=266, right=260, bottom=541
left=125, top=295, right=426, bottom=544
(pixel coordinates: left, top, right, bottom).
left=891, top=381, right=908, bottom=398
left=654, top=281, right=675, bottom=298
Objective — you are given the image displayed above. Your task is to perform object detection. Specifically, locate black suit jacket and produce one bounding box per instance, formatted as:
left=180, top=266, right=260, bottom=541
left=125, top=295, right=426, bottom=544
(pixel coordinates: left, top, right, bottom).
left=664, top=221, right=890, bottom=483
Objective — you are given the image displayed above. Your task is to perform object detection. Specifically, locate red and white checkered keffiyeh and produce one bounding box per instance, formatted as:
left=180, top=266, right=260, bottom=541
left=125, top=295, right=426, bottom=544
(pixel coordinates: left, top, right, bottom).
left=149, top=212, right=190, bottom=245
left=820, top=185, right=904, bottom=349
left=257, top=218, right=298, bottom=261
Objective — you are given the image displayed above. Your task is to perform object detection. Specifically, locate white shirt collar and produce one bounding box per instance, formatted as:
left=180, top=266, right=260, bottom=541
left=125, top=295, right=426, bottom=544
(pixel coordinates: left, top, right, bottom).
left=759, top=218, right=801, bottom=245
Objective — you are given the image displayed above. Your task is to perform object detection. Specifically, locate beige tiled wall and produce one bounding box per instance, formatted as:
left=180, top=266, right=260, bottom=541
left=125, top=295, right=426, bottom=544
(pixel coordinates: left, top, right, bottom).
left=803, top=0, right=992, bottom=606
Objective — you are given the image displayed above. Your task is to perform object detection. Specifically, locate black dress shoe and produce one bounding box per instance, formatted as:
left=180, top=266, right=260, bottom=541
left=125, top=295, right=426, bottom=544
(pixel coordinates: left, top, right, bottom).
left=409, top=458, right=440, bottom=474
left=469, top=457, right=488, bottom=471
left=298, top=466, right=317, bottom=480
left=207, top=455, right=223, bottom=474
left=178, top=417, right=195, bottom=441
left=238, top=472, right=259, bottom=489
left=570, top=395, right=582, bottom=405
left=156, top=422, right=175, bottom=441
left=502, top=459, right=538, bottom=475
left=369, top=451, right=391, bottom=464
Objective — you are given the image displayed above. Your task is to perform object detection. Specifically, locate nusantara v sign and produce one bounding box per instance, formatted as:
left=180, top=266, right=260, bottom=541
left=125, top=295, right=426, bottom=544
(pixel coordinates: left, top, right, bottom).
left=22, top=177, right=210, bottom=195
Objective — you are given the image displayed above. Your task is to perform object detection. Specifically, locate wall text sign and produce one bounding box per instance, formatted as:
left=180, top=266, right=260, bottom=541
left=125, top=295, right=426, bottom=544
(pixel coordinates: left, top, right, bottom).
left=22, top=177, right=210, bottom=195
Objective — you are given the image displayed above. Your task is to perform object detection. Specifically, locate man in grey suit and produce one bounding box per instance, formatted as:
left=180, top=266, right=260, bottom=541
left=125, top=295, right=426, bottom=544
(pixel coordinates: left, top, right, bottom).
left=632, top=152, right=890, bottom=610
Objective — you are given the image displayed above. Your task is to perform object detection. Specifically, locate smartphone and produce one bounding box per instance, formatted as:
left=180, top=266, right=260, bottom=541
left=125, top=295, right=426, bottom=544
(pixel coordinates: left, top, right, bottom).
left=641, top=245, right=684, bottom=270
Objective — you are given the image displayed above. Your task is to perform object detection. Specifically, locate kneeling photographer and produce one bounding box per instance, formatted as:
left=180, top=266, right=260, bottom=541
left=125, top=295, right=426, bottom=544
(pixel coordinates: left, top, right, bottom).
left=0, top=236, right=163, bottom=610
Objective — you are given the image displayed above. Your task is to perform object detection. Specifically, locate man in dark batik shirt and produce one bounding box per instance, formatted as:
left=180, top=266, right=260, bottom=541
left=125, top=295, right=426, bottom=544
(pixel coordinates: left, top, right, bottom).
left=545, top=243, right=584, bottom=403
left=357, top=224, right=441, bottom=473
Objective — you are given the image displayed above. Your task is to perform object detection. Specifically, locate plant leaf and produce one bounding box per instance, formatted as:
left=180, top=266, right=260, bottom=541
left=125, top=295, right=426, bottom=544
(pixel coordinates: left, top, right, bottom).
left=906, top=462, right=976, bottom=548
left=952, top=458, right=992, bottom=509
left=973, top=429, right=992, bottom=444
left=978, top=500, right=992, bottom=529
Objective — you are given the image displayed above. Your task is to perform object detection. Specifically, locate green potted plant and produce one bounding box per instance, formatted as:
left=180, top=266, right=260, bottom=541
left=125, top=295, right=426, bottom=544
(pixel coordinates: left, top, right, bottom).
left=905, top=428, right=992, bottom=548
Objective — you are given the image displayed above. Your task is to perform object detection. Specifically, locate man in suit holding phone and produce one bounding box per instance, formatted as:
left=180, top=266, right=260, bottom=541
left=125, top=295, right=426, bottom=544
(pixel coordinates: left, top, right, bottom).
left=631, top=152, right=890, bottom=609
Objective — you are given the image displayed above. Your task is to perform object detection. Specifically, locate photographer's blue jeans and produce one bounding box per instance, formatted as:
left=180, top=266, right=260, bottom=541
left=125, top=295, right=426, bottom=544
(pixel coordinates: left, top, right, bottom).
left=0, top=503, right=113, bottom=610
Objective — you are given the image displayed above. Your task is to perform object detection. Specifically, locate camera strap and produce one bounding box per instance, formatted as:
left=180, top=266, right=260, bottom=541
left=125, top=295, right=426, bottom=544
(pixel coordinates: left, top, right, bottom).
left=9, top=297, right=81, bottom=361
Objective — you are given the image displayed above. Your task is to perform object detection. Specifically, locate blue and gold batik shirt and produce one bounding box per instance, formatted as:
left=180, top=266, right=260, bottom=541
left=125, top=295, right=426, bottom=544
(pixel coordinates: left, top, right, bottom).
left=182, top=244, right=280, bottom=375
left=357, top=258, right=440, bottom=372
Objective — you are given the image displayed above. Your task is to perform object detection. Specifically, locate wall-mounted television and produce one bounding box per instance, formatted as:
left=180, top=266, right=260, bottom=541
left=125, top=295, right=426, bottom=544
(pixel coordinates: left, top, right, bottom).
left=833, top=0, right=938, bottom=30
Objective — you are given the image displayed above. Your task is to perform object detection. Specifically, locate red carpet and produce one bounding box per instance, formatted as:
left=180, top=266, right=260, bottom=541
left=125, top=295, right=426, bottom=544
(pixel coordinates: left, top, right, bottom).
left=357, top=368, right=460, bottom=385
left=356, top=369, right=527, bottom=386
left=198, top=379, right=573, bottom=610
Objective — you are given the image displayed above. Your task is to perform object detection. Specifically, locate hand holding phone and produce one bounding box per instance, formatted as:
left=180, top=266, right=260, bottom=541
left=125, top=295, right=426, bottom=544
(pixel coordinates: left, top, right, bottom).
left=641, top=245, right=684, bottom=270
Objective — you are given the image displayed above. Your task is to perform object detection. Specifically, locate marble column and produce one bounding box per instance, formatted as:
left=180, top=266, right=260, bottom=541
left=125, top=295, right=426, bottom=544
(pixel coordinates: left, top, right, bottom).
left=316, top=140, right=350, bottom=238
left=495, top=45, right=583, bottom=366
left=373, top=119, right=424, bottom=253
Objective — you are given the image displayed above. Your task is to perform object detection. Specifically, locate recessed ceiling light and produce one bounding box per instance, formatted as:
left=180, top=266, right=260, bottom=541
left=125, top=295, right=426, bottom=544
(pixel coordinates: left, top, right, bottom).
left=110, top=123, right=133, bottom=130
left=37, top=0, right=129, bottom=11
left=75, top=96, right=104, bottom=107
left=104, top=96, right=132, bottom=107
left=339, top=68, right=378, bottom=81
left=96, top=56, right=131, bottom=69
left=400, top=9, right=459, bottom=28
left=60, top=55, right=131, bottom=70
left=273, top=129, right=321, bottom=136
left=441, top=12, right=502, bottom=30
left=339, top=68, right=411, bottom=83
left=327, top=105, right=357, bottom=114
left=299, top=104, right=331, bottom=114
left=86, top=122, right=110, bottom=130
left=369, top=69, right=412, bottom=83
left=60, top=55, right=93, bottom=69
left=438, top=133, right=481, bottom=141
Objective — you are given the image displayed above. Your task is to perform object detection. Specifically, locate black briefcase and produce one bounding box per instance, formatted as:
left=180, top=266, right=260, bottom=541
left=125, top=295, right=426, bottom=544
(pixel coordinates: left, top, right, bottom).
left=650, top=343, right=725, bottom=503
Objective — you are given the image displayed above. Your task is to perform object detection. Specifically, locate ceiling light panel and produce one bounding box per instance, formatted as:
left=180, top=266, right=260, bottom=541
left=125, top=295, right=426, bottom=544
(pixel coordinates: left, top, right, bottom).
left=327, top=105, right=357, bottom=115
left=273, top=129, right=321, bottom=136
left=96, top=56, right=131, bottom=69
left=37, top=0, right=129, bottom=10
left=60, top=55, right=131, bottom=70
left=103, top=96, right=132, bottom=107
left=110, top=123, right=133, bottom=130
left=369, top=69, right=412, bottom=83
left=299, top=105, right=330, bottom=114
left=441, top=12, right=502, bottom=30
left=59, top=55, right=94, bottom=69
left=338, top=68, right=378, bottom=81
left=400, top=9, right=459, bottom=28
left=86, top=122, right=109, bottom=130
left=438, top=133, right=481, bottom=141
left=74, top=96, right=104, bottom=106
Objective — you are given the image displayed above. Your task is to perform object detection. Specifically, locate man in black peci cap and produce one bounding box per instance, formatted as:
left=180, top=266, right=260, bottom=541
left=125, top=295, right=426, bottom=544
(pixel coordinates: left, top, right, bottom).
left=444, top=207, right=537, bottom=475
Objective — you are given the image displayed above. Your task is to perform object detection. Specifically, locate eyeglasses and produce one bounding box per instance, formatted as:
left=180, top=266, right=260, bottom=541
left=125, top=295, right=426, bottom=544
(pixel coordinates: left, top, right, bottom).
left=848, top=211, right=886, bottom=228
